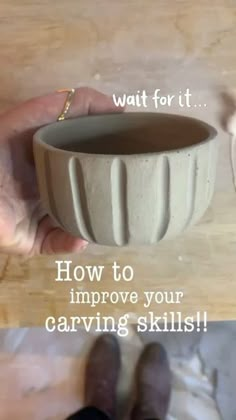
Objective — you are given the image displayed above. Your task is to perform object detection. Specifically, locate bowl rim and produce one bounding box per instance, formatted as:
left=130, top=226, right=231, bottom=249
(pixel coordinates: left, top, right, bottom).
left=33, top=111, right=218, bottom=158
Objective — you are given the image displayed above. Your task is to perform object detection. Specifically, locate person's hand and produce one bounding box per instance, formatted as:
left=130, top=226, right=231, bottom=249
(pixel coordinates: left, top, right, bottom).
left=0, top=88, right=122, bottom=255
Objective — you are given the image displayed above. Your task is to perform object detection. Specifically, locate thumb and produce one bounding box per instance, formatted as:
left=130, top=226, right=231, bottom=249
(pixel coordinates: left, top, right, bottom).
left=41, top=227, right=88, bottom=255
left=33, top=215, right=88, bottom=255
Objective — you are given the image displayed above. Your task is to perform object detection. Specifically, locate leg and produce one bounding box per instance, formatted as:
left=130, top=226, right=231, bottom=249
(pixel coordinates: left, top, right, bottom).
left=130, top=343, right=171, bottom=420
left=67, top=333, right=121, bottom=420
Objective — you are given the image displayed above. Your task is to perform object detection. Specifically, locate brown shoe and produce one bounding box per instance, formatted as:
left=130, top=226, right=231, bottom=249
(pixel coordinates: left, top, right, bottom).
left=131, top=343, right=171, bottom=420
left=84, top=333, right=121, bottom=418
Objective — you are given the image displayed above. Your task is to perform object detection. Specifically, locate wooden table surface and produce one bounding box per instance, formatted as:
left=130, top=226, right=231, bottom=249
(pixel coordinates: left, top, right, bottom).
left=0, top=0, right=236, bottom=327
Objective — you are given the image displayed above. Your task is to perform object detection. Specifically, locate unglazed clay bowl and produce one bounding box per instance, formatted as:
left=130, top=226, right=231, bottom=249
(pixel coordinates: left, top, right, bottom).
left=33, top=112, right=218, bottom=246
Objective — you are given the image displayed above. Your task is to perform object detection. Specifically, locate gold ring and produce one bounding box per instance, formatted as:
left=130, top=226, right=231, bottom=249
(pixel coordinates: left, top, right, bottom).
left=57, top=88, right=76, bottom=121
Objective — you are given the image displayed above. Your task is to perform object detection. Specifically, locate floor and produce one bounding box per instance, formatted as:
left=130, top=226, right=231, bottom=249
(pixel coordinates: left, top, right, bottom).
left=0, top=322, right=235, bottom=419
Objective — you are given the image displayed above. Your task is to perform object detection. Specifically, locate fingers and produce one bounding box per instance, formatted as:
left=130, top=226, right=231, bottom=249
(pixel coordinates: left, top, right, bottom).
left=1, top=87, right=124, bottom=136
left=63, top=87, right=124, bottom=117
left=41, top=227, right=88, bottom=255
left=32, top=216, right=88, bottom=255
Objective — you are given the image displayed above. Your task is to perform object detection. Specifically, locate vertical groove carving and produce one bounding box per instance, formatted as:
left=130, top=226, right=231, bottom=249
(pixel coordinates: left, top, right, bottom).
left=69, top=157, right=95, bottom=242
left=185, top=156, right=197, bottom=227
left=44, top=151, right=64, bottom=228
left=206, top=142, right=213, bottom=202
left=153, top=156, right=170, bottom=241
left=111, top=158, right=128, bottom=245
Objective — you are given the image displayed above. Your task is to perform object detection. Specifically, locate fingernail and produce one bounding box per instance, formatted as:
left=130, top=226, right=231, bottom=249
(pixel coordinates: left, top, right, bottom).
left=81, top=240, right=89, bottom=251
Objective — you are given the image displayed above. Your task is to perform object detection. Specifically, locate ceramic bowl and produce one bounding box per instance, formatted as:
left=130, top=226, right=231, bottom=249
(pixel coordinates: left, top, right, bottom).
left=33, top=112, right=218, bottom=246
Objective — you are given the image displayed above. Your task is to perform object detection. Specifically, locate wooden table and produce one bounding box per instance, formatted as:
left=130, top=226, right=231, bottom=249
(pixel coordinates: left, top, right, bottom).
left=0, top=0, right=236, bottom=327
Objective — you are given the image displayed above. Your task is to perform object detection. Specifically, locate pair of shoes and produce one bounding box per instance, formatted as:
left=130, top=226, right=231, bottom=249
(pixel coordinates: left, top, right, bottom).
left=84, top=334, right=171, bottom=420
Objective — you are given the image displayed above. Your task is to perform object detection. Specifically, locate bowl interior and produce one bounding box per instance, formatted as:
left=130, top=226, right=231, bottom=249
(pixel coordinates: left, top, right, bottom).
left=38, top=113, right=216, bottom=155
